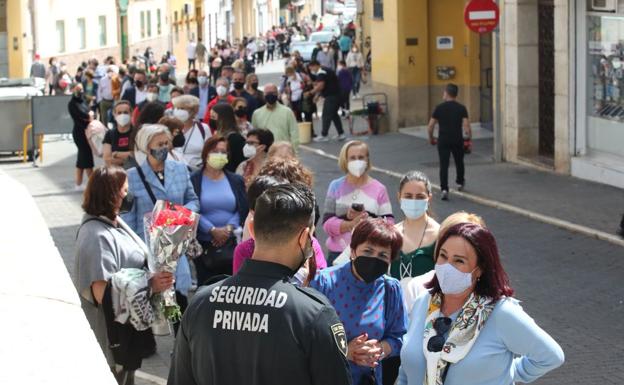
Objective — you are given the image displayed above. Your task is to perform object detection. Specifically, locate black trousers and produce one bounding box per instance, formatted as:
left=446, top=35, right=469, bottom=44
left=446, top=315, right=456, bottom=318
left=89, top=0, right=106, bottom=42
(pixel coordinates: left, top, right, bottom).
left=321, top=95, right=344, bottom=137
left=188, top=58, right=196, bottom=69
left=437, top=142, right=465, bottom=191
left=256, top=51, right=265, bottom=64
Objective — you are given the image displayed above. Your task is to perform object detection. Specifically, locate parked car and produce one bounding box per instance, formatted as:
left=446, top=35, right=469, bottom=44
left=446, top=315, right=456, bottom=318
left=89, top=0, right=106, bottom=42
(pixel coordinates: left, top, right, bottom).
left=289, top=41, right=317, bottom=62
left=308, top=31, right=334, bottom=44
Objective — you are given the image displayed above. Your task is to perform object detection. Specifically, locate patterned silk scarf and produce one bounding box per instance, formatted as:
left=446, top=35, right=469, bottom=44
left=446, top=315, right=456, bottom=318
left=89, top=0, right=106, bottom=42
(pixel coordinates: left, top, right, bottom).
left=422, top=292, right=497, bottom=385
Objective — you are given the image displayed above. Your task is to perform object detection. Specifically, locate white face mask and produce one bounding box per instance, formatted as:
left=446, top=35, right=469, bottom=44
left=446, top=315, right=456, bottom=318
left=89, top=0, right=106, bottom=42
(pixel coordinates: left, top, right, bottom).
left=198, top=76, right=208, bottom=85
left=115, top=113, right=131, bottom=127
left=146, top=92, right=158, bottom=102
left=243, top=143, right=257, bottom=159
left=400, top=198, right=428, bottom=219
left=434, top=263, right=477, bottom=295
left=173, top=108, right=190, bottom=122
left=347, top=160, right=367, bottom=178
left=216, top=85, right=228, bottom=96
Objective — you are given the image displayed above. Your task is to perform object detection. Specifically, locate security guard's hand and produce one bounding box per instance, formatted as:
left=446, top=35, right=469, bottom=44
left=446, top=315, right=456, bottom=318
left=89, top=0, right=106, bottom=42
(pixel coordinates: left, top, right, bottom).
left=150, top=272, right=174, bottom=294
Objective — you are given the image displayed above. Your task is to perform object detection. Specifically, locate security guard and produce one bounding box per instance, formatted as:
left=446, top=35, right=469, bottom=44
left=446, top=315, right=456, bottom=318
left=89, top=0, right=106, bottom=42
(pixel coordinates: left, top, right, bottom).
left=168, top=184, right=352, bottom=385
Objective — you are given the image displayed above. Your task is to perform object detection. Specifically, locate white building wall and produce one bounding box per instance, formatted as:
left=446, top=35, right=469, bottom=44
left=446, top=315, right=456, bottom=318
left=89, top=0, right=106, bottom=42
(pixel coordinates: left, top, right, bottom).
left=126, top=0, right=169, bottom=58
left=33, top=0, right=117, bottom=59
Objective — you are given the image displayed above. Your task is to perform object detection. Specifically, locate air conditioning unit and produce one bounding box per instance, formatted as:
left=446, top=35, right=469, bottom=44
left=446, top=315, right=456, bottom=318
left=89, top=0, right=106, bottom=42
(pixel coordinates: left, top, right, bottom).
left=591, top=0, right=617, bottom=12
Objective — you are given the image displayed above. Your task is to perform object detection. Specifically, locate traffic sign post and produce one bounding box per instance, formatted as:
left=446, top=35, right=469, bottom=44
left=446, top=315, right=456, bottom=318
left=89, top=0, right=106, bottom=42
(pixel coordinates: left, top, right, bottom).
left=464, top=0, right=500, bottom=34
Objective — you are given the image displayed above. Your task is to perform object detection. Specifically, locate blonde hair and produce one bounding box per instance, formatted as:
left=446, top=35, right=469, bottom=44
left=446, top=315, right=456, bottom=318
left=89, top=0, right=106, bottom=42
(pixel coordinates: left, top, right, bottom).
left=172, top=94, right=200, bottom=110
left=135, top=124, right=172, bottom=154
left=338, top=140, right=371, bottom=174
left=232, top=59, right=245, bottom=71
left=438, top=211, right=486, bottom=239
left=268, top=141, right=296, bottom=160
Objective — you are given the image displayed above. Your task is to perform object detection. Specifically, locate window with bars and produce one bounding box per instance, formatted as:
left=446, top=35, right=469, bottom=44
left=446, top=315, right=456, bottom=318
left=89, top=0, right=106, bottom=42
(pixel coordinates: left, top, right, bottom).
left=140, top=11, right=145, bottom=38
left=56, top=20, right=65, bottom=52
left=147, top=10, right=152, bottom=37
left=77, top=18, right=86, bottom=49
left=373, top=0, right=383, bottom=19
left=157, top=9, right=161, bottom=35
left=98, top=16, right=107, bottom=46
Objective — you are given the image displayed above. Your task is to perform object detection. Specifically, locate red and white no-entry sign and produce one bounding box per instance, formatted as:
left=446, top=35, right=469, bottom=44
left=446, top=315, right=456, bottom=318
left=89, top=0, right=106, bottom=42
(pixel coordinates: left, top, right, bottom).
left=464, top=0, right=500, bottom=34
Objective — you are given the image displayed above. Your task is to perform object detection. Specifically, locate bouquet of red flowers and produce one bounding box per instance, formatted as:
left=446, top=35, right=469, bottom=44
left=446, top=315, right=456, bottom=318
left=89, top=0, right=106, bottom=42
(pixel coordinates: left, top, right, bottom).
left=144, top=201, right=199, bottom=326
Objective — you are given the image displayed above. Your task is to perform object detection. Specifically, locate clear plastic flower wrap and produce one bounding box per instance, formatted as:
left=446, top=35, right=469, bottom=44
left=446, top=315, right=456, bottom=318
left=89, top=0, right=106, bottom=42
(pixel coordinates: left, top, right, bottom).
left=144, top=200, right=199, bottom=327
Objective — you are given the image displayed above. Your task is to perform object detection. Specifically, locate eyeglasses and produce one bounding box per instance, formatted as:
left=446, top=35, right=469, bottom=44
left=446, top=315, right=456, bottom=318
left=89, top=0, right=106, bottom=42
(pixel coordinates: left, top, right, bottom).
left=427, top=317, right=452, bottom=352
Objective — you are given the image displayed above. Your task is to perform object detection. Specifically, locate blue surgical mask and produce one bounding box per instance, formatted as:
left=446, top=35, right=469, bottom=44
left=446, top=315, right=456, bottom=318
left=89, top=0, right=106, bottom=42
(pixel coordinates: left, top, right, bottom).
left=400, top=198, right=428, bottom=219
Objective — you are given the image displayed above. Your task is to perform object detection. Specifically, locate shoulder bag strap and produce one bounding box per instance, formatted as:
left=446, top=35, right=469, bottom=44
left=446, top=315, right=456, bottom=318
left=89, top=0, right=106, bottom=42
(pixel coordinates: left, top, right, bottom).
left=136, top=166, right=157, bottom=204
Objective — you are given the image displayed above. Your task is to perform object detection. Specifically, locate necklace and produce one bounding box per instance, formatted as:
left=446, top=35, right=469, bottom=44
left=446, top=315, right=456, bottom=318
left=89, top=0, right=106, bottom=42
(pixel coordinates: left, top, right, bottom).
left=400, top=220, right=428, bottom=279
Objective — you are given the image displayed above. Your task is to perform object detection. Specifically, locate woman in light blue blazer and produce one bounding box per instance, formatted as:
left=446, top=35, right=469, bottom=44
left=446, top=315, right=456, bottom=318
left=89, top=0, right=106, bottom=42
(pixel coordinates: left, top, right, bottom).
left=121, top=124, right=199, bottom=330
left=397, top=222, right=564, bottom=385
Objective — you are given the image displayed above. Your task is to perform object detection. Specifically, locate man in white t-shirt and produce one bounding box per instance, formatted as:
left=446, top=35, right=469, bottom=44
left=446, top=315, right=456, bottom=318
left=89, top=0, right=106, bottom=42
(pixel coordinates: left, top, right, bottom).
left=187, top=38, right=197, bottom=70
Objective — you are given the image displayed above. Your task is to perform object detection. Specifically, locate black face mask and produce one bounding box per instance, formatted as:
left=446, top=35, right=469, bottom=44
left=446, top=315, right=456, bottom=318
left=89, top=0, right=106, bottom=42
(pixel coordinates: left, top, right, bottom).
left=251, top=82, right=259, bottom=90
left=265, top=94, right=278, bottom=105
left=172, top=133, right=186, bottom=148
left=234, top=108, right=247, bottom=117
left=119, top=192, right=135, bottom=214
left=233, top=81, right=245, bottom=90
left=160, top=73, right=169, bottom=82
left=135, top=80, right=144, bottom=88
left=209, top=119, right=218, bottom=129
left=353, top=256, right=388, bottom=283
left=294, top=232, right=314, bottom=275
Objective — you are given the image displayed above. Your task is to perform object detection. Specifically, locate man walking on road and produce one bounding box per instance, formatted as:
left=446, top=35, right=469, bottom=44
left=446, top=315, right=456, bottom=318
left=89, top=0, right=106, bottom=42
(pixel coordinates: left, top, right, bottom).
left=428, top=83, right=471, bottom=201
left=308, top=60, right=346, bottom=142
left=168, top=184, right=352, bottom=385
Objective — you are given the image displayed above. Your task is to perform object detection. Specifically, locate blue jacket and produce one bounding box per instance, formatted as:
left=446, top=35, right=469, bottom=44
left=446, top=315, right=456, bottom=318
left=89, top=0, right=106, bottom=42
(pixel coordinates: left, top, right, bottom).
left=121, top=159, right=200, bottom=241
left=190, top=168, right=249, bottom=240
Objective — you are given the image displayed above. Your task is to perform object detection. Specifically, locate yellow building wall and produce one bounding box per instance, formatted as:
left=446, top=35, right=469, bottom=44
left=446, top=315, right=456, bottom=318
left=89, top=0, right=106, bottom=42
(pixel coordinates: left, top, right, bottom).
left=370, top=0, right=399, bottom=87
left=371, top=0, right=482, bottom=128
left=171, top=0, right=204, bottom=72
left=7, top=0, right=29, bottom=79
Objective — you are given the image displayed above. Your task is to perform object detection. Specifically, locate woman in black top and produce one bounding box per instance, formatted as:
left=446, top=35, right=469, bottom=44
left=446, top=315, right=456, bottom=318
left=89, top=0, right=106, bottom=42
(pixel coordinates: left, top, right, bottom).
left=103, top=100, right=135, bottom=168
left=211, top=103, right=245, bottom=173
left=68, top=83, right=94, bottom=190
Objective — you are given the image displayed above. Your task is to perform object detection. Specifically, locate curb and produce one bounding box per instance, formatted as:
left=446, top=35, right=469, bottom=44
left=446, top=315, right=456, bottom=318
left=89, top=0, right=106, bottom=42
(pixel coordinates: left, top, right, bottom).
left=136, top=370, right=167, bottom=385
left=300, top=145, right=624, bottom=248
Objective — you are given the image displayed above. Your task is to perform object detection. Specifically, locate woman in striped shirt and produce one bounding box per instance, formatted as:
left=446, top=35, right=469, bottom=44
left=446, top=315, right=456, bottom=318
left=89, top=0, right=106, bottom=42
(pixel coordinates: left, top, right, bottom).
left=322, top=140, right=394, bottom=265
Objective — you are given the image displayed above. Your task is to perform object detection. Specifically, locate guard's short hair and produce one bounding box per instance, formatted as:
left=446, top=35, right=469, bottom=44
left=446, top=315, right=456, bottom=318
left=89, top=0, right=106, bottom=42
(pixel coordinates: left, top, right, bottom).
left=253, top=184, right=315, bottom=243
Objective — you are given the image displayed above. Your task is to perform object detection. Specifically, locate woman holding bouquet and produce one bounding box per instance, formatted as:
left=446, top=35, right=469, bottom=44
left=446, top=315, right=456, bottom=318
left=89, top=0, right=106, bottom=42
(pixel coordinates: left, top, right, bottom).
left=120, top=124, right=200, bottom=324
left=75, top=165, right=174, bottom=385
left=190, top=135, right=248, bottom=285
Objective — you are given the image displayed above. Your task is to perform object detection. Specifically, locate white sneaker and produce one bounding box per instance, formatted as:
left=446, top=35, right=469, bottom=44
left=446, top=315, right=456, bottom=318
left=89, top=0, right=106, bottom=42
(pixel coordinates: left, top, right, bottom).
left=335, top=134, right=347, bottom=141
left=313, top=136, right=329, bottom=143
left=74, top=184, right=84, bottom=192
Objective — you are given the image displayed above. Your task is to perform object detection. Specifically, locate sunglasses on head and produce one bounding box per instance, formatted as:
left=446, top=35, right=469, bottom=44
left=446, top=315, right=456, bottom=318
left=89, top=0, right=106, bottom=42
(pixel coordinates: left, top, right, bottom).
left=427, top=317, right=452, bottom=352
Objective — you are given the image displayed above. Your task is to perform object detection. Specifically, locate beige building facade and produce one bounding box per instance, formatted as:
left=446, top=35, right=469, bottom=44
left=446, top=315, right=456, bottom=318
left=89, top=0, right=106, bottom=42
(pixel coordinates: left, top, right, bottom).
left=501, top=0, right=624, bottom=189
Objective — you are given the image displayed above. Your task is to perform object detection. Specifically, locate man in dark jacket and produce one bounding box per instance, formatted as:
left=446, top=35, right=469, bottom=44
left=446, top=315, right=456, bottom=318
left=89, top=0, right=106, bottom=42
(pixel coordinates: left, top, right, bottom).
left=168, top=184, right=352, bottom=385
left=121, top=69, right=148, bottom=109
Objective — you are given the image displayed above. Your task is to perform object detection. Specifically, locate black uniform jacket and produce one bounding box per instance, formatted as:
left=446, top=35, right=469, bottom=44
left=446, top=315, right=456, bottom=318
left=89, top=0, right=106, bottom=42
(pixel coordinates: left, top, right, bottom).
left=168, top=259, right=352, bottom=385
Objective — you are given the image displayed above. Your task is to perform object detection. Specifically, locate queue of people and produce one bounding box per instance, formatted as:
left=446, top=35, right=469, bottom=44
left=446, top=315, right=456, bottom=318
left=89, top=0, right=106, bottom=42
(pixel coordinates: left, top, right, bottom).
left=69, top=28, right=563, bottom=385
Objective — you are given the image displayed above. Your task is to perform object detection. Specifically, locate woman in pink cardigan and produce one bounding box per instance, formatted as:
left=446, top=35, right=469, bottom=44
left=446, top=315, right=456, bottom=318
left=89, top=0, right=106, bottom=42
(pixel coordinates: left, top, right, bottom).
left=322, top=140, right=394, bottom=265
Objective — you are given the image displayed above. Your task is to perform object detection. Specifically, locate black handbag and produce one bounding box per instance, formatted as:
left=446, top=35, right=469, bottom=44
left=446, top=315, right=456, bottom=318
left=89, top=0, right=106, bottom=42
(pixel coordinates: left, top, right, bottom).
left=199, top=237, right=236, bottom=270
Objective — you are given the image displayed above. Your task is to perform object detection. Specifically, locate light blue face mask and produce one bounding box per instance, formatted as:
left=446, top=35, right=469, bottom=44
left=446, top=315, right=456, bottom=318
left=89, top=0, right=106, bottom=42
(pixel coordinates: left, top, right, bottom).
left=400, top=198, right=428, bottom=219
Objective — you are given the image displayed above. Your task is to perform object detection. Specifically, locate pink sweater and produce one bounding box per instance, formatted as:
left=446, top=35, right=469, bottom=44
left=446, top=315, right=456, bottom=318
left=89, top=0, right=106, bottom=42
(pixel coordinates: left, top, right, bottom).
left=322, top=176, right=394, bottom=253
left=232, top=237, right=328, bottom=274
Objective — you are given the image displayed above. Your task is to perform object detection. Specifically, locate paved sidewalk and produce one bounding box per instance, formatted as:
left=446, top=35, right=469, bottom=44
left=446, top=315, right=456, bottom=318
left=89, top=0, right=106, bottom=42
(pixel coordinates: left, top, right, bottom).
left=0, top=138, right=172, bottom=385
left=305, top=121, right=624, bottom=239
